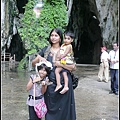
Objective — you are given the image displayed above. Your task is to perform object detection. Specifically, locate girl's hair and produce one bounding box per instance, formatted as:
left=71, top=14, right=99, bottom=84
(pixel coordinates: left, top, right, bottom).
left=37, top=63, right=51, bottom=75
left=64, top=31, right=75, bottom=39
left=47, top=28, right=63, bottom=46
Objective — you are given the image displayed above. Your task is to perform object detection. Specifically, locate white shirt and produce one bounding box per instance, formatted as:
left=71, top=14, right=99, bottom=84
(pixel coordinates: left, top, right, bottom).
left=100, top=51, right=109, bottom=62
left=108, top=49, right=119, bottom=69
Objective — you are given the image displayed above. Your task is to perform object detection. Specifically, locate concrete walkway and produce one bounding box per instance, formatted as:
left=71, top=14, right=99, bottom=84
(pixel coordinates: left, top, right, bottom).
left=1, top=62, right=119, bottom=120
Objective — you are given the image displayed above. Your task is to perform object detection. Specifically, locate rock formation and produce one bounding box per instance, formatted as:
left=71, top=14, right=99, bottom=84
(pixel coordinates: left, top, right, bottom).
left=1, top=0, right=118, bottom=64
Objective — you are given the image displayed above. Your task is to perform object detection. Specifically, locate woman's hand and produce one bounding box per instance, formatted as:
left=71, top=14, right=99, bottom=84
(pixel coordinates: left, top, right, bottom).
left=54, top=61, right=62, bottom=67
left=40, top=57, right=47, bottom=62
left=54, top=61, right=76, bottom=71
left=37, top=55, right=47, bottom=62
left=32, top=55, right=47, bottom=67
left=32, top=55, right=40, bottom=67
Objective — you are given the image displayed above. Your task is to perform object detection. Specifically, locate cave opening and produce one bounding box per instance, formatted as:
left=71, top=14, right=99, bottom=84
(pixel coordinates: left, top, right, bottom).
left=6, top=33, right=27, bottom=61
left=66, top=0, right=103, bottom=64
left=5, top=0, right=28, bottom=61
left=6, top=0, right=102, bottom=64
left=16, top=0, right=28, bottom=14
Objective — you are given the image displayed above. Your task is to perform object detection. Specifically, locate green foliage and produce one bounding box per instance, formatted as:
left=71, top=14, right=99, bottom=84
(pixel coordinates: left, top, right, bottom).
left=17, top=56, right=28, bottom=70
left=17, top=0, right=68, bottom=70
left=18, top=0, right=67, bottom=53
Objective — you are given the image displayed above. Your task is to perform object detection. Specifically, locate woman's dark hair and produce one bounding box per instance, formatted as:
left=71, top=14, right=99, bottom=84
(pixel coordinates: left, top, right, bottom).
left=64, top=31, right=75, bottom=39
left=37, top=63, right=51, bottom=75
left=47, top=28, right=63, bottom=46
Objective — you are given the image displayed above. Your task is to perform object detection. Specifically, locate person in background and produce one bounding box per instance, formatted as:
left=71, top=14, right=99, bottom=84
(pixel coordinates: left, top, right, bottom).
left=32, top=28, right=76, bottom=120
left=108, top=42, right=119, bottom=95
left=98, top=46, right=109, bottom=83
left=26, top=61, right=52, bottom=120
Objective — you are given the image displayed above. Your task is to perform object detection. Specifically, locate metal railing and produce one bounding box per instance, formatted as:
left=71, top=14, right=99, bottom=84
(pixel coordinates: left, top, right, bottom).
left=1, top=53, right=15, bottom=61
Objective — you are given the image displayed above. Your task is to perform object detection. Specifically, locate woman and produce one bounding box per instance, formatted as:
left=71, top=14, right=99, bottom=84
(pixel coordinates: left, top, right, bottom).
left=32, top=28, right=76, bottom=120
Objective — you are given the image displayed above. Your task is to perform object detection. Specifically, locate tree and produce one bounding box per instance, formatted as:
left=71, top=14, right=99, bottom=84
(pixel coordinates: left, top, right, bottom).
left=17, top=0, right=67, bottom=70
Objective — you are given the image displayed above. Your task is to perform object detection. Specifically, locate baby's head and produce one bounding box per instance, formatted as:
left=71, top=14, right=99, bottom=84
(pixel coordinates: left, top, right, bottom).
left=64, top=31, right=75, bottom=39
left=36, top=61, right=53, bottom=75
left=63, top=31, right=75, bottom=44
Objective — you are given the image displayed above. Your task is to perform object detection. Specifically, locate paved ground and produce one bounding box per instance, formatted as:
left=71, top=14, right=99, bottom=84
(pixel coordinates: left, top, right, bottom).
left=1, top=62, right=119, bottom=120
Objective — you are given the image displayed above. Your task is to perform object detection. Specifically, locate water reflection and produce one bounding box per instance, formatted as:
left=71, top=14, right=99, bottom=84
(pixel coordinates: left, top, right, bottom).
left=2, top=62, right=34, bottom=119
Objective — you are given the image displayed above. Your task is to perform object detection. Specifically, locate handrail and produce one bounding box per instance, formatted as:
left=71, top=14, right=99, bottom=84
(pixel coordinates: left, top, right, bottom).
left=1, top=53, right=15, bottom=61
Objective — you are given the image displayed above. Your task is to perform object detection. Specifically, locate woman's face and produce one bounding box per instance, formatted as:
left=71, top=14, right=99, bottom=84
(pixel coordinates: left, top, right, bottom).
left=50, top=31, right=61, bottom=44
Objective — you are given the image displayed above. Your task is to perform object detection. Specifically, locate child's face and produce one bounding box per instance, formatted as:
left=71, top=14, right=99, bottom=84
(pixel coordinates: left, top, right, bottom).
left=64, top=35, right=73, bottom=45
left=38, top=68, right=47, bottom=78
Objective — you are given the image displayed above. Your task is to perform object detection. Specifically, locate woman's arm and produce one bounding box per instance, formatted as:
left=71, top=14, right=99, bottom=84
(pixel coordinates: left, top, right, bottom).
left=54, top=61, right=76, bottom=72
left=32, top=55, right=41, bottom=67
left=32, top=54, right=47, bottom=67
left=61, top=46, right=71, bottom=58
left=32, top=46, right=49, bottom=66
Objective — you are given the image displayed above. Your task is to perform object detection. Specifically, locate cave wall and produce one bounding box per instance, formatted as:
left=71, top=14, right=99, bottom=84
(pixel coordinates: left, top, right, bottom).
left=6, top=33, right=27, bottom=61
left=67, top=0, right=102, bottom=64
left=66, top=0, right=118, bottom=64
left=95, top=0, right=118, bottom=47
left=1, top=0, right=28, bottom=61
left=16, top=0, right=28, bottom=13
left=1, top=0, right=18, bottom=53
left=1, top=0, right=118, bottom=64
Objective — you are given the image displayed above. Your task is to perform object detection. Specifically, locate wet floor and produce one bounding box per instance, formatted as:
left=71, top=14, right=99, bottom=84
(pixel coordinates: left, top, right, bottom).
left=1, top=62, right=119, bottom=120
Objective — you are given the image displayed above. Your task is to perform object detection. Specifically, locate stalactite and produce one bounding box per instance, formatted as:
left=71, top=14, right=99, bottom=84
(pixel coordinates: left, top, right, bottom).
left=67, top=0, right=73, bottom=19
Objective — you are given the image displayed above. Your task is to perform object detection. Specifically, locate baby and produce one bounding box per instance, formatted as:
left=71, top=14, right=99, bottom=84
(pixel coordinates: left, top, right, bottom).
left=54, top=31, right=75, bottom=94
